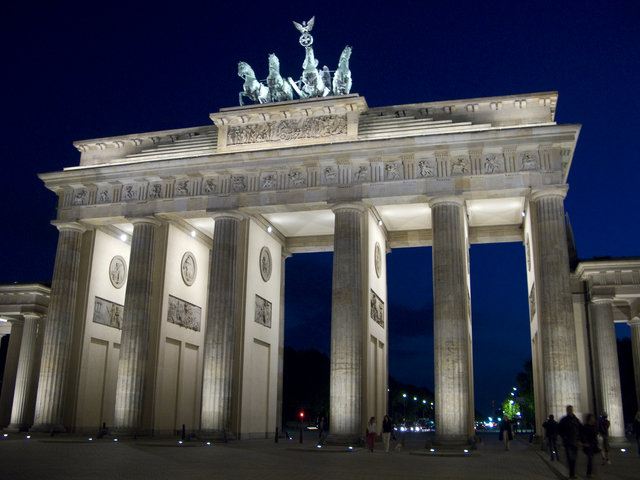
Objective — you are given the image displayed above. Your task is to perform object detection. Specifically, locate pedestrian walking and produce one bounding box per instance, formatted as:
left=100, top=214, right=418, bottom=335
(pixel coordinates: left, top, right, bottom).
left=499, top=416, right=513, bottom=450
left=559, top=405, right=582, bottom=479
left=366, top=416, right=377, bottom=452
left=317, top=416, right=326, bottom=444
left=581, top=413, right=600, bottom=478
left=382, top=415, right=393, bottom=453
left=542, top=414, right=560, bottom=461
left=597, top=412, right=610, bottom=464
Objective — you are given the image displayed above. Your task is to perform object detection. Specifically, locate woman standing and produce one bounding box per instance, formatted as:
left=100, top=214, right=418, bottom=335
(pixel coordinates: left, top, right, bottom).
left=366, top=416, right=377, bottom=452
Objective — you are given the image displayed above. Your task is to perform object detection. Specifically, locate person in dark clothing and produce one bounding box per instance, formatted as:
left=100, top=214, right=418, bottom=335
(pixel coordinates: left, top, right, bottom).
left=598, top=412, right=610, bottom=464
left=542, top=414, right=560, bottom=461
left=581, top=413, right=600, bottom=478
left=382, top=415, right=393, bottom=453
left=499, top=416, right=513, bottom=450
left=558, top=405, right=582, bottom=479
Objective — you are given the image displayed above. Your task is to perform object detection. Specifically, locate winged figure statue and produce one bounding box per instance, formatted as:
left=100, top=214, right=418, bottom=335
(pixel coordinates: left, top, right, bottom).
left=293, top=16, right=315, bottom=34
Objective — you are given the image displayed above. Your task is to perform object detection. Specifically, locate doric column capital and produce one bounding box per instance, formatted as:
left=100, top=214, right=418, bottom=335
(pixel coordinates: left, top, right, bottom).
left=6, top=316, right=24, bottom=326
left=628, top=316, right=640, bottom=327
left=331, top=202, right=367, bottom=214
left=127, top=216, right=163, bottom=227
left=51, top=221, right=87, bottom=233
left=428, top=195, right=465, bottom=209
left=208, top=210, right=246, bottom=221
left=590, top=295, right=615, bottom=305
left=530, top=185, right=569, bottom=202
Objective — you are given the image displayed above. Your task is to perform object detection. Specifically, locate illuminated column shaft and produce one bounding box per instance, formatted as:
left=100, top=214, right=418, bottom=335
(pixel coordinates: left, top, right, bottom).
left=32, top=224, right=85, bottom=432
left=7, top=316, right=41, bottom=431
left=276, top=251, right=290, bottom=432
left=201, top=215, right=242, bottom=433
left=0, top=320, right=24, bottom=427
left=113, top=218, right=160, bottom=432
left=629, top=318, right=640, bottom=414
left=431, top=197, right=473, bottom=444
left=330, top=205, right=365, bottom=440
left=589, top=299, right=624, bottom=439
left=529, top=188, right=581, bottom=418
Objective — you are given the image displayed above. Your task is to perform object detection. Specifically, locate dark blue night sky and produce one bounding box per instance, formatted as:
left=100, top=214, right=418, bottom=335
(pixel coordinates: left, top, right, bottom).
left=2, top=1, right=638, bottom=415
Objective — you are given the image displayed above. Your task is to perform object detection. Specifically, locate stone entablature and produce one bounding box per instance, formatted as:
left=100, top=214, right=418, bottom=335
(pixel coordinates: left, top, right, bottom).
left=0, top=284, right=51, bottom=318
left=573, top=258, right=640, bottom=321
left=71, top=92, right=560, bottom=168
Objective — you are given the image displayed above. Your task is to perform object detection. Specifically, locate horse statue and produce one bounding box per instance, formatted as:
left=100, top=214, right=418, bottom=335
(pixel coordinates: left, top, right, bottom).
left=291, top=46, right=328, bottom=98
left=266, top=54, right=293, bottom=102
left=238, top=61, right=269, bottom=106
left=332, top=46, right=352, bottom=95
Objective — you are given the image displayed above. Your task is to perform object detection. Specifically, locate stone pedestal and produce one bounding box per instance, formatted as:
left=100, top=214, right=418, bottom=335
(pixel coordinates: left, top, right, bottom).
left=31, top=223, right=85, bottom=433
left=6, top=316, right=41, bottom=432
left=630, top=317, right=640, bottom=413
left=529, top=188, right=581, bottom=418
left=430, top=197, right=474, bottom=445
left=113, top=218, right=161, bottom=434
left=328, top=204, right=365, bottom=444
left=0, top=320, right=23, bottom=428
left=201, top=214, right=243, bottom=435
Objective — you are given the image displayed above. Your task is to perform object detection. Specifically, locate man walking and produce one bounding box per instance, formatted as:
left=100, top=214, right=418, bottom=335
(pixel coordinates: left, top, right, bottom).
left=559, top=405, right=582, bottom=479
left=542, top=414, right=560, bottom=461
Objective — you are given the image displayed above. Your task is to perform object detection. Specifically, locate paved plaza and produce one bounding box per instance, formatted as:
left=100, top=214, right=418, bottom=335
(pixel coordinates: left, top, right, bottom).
left=0, top=432, right=637, bottom=480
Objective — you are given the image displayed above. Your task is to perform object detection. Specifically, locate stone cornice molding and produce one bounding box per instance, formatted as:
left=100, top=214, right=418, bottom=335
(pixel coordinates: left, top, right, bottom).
left=530, top=185, right=569, bottom=201
left=52, top=221, right=87, bottom=233
left=428, top=196, right=465, bottom=208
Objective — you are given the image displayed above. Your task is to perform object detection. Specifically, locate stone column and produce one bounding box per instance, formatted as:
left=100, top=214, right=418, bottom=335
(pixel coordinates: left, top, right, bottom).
left=0, top=319, right=23, bottom=428
left=32, top=223, right=85, bottom=432
left=201, top=214, right=243, bottom=435
left=629, top=317, right=640, bottom=413
left=589, top=298, right=625, bottom=439
left=113, top=218, right=161, bottom=434
left=329, top=204, right=365, bottom=443
left=529, top=187, right=581, bottom=418
left=275, top=251, right=290, bottom=434
left=6, top=316, right=41, bottom=432
left=430, top=196, right=473, bottom=445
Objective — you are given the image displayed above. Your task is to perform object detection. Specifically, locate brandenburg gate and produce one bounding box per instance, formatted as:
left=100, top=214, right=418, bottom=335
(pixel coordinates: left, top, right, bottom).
left=1, top=19, right=637, bottom=445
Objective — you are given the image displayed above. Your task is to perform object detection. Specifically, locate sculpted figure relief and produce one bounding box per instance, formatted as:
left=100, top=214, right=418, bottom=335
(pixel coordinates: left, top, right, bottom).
left=418, top=160, right=435, bottom=177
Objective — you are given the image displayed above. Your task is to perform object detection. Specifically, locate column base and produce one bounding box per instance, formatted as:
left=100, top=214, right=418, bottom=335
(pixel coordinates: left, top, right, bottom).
left=4, top=423, right=29, bottom=433
left=324, top=433, right=363, bottom=446
left=29, top=423, right=66, bottom=434
left=110, top=426, right=153, bottom=438
left=198, top=429, right=235, bottom=442
left=432, top=434, right=474, bottom=447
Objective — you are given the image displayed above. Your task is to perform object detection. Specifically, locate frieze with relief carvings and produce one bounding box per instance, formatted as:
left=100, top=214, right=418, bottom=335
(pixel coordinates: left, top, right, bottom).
left=227, top=115, right=347, bottom=146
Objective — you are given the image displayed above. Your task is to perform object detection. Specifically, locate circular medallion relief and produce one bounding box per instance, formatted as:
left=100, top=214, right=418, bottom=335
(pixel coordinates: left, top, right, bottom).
left=109, top=255, right=127, bottom=289
left=259, top=246, right=272, bottom=282
left=181, top=251, right=197, bottom=286
left=374, top=242, right=382, bottom=278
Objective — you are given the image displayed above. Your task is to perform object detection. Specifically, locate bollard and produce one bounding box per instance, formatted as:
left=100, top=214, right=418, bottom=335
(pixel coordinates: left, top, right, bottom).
left=275, top=426, right=279, bottom=443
